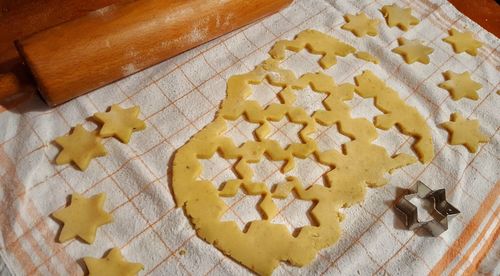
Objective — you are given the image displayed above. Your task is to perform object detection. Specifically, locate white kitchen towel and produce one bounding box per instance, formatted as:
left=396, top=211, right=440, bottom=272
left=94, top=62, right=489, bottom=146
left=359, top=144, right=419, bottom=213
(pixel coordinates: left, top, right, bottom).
left=0, top=0, right=498, bottom=275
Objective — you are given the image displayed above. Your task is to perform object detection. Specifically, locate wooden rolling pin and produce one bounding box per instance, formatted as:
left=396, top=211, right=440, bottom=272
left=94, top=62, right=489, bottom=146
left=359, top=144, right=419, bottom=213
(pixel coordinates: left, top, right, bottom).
left=1, top=0, right=292, bottom=106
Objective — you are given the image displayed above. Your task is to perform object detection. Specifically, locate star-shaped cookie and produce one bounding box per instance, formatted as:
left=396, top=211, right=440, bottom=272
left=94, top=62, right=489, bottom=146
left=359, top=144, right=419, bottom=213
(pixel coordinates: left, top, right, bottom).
left=392, top=38, right=434, bottom=64
left=52, top=193, right=112, bottom=243
left=443, top=28, right=483, bottom=56
left=84, top=248, right=143, bottom=276
left=54, top=124, right=107, bottom=171
left=380, top=4, right=419, bottom=31
left=341, top=12, right=379, bottom=37
left=441, top=113, right=489, bottom=153
left=94, top=105, right=146, bottom=144
left=439, top=71, right=482, bottom=101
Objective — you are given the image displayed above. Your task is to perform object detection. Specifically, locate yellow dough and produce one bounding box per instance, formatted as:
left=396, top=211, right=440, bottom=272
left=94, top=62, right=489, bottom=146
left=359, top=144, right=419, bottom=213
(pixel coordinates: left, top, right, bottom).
left=84, top=248, right=143, bottom=276
left=54, top=124, right=107, bottom=171
left=392, top=38, right=434, bottom=64
left=441, top=112, right=489, bottom=153
left=341, top=12, right=380, bottom=37
left=380, top=4, right=420, bottom=31
left=439, top=71, right=482, bottom=101
left=269, top=29, right=356, bottom=69
left=354, top=71, right=434, bottom=163
left=172, top=30, right=431, bottom=275
left=354, top=51, right=380, bottom=64
left=52, top=193, right=112, bottom=244
left=443, top=28, right=483, bottom=56
left=94, top=104, right=146, bottom=144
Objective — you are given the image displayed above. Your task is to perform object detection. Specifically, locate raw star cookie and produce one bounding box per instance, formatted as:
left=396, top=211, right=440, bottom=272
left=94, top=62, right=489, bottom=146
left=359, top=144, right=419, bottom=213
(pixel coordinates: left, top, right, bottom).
left=94, top=105, right=146, bottom=143
left=52, top=193, right=112, bottom=243
left=439, top=71, right=482, bottom=101
left=392, top=38, right=434, bottom=64
left=84, top=248, right=143, bottom=276
left=341, top=12, right=379, bottom=37
left=54, top=124, right=107, bottom=171
left=441, top=113, right=489, bottom=153
left=380, top=4, right=419, bottom=31
left=443, top=28, right=483, bottom=56
left=172, top=29, right=431, bottom=275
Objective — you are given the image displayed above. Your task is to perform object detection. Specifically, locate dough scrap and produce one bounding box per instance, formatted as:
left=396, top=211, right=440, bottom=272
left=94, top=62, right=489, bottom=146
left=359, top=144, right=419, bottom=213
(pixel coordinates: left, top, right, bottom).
left=441, top=112, right=489, bottom=153
left=54, top=124, right=107, bottom=171
left=341, top=12, right=380, bottom=37
left=84, top=248, right=143, bottom=276
left=443, top=28, right=483, bottom=56
left=94, top=104, right=146, bottom=143
left=172, top=30, right=429, bottom=275
left=269, top=29, right=356, bottom=69
left=51, top=193, right=112, bottom=243
left=354, top=51, right=380, bottom=64
left=380, top=4, right=420, bottom=31
left=354, top=70, right=434, bottom=163
left=439, top=71, right=482, bottom=101
left=392, top=37, right=434, bottom=64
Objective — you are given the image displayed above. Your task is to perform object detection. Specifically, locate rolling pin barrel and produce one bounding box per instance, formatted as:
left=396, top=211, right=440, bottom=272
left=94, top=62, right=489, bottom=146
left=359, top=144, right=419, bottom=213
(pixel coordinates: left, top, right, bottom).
left=15, top=0, right=292, bottom=106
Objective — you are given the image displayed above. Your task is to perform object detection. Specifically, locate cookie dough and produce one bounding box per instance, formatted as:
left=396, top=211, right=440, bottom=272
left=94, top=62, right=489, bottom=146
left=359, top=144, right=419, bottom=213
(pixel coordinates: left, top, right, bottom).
left=51, top=193, right=112, bottom=243
left=172, top=30, right=429, bottom=275
left=354, top=70, right=434, bottom=163
left=84, top=248, right=143, bottom=276
left=94, top=105, right=146, bottom=143
left=392, top=38, right=434, bottom=64
left=54, top=124, right=107, bottom=171
left=443, top=28, right=483, bottom=56
left=341, top=12, right=379, bottom=37
left=269, top=29, right=356, bottom=69
left=441, top=112, right=489, bottom=153
left=439, top=71, right=482, bottom=101
left=354, top=51, right=380, bottom=64
left=380, top=4, right=420, bottom=31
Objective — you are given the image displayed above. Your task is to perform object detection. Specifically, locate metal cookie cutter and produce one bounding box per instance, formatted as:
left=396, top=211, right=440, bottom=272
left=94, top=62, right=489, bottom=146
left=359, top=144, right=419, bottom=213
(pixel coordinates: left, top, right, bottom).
left=395, top=181, right=460, bottom=236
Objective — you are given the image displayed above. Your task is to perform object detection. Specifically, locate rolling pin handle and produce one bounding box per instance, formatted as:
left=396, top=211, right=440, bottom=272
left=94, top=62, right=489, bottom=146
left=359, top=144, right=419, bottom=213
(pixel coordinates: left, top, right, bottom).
left=0, top=72, right=22, bottom=102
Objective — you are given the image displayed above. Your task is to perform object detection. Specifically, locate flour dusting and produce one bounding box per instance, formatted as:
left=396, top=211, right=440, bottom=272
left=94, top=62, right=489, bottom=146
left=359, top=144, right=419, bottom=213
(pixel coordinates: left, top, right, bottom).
left=121, top=64, right=137, bottom=76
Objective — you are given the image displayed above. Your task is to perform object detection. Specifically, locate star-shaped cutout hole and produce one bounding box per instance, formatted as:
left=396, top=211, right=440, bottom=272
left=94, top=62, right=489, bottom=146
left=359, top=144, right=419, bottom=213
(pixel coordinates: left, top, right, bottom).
left=293, top=86, right=328, bottom=116
left=443, top=28, right=483, bottom=56
left=268, top=119, right=304, bottom=149
left=440, top=112, right=489, bottom=153
left=341, top=12, right=380, bottom=37
left=199, top=152, right=236, bottom=190
left=392, top=38, right=434, bottom=64
left=247, top=79, right=282, bottom=107
left=51, top=193, right=112, bottom=243
left=380, top=4, right=420, bottom=31
left=94, top=104, right=146, bottom=144
left=438, top=71, right=482, bottom=101
left=84, top=248, right=143, bottom=276
left=54, top=124, right=107, bottom=171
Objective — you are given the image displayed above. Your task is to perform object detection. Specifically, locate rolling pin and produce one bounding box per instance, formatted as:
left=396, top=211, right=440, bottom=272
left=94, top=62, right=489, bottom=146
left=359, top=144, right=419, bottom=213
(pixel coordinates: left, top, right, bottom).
left=1, top=0, right=292, bottom=106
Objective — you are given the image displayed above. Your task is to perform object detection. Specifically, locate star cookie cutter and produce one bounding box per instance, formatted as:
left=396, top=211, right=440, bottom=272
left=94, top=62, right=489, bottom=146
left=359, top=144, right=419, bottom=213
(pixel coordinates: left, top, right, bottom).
left=395, top=181, right=460, bottom=236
